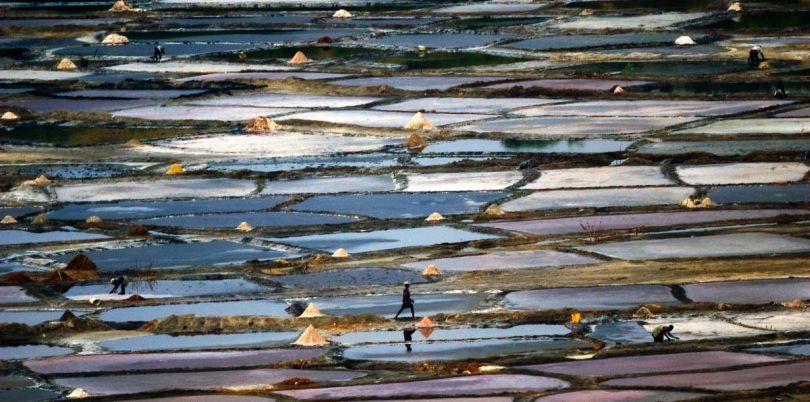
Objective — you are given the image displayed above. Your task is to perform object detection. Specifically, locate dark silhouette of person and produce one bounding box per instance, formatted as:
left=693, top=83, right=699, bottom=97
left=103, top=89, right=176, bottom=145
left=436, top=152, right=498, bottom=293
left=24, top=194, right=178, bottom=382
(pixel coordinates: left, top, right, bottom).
left=652, top=324, right=680, bottom=343
left=403, top=327, right=416, bottom=352
left=152, top=45, right=165, bottom=62
left=748, top=46, right=766, bottom=68
left=394, top=282, right=415, bottom=319
left=109, top=275, right=128, bottom=295
left=775, top=80, right=788, bottom=99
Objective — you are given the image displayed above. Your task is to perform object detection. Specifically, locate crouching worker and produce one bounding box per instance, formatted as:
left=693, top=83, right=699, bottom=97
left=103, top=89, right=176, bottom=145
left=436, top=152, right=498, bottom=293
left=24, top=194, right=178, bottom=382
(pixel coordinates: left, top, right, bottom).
left=652, top=324, right=679, bottom=343
left=109, top=275, right=129, bottom=295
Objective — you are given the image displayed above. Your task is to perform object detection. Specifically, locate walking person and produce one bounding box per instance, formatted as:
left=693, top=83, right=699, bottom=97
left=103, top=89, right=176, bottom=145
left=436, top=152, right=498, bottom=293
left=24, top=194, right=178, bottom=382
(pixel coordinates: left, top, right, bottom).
left=394, top=282, right=415, bottom=319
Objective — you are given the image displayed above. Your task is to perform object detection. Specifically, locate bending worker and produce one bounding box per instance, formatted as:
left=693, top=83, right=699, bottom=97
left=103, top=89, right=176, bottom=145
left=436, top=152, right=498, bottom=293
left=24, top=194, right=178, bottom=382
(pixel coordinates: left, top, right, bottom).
left=652, top=324, right=680, bottom=343
left=109, top=275, right=129, bottom=295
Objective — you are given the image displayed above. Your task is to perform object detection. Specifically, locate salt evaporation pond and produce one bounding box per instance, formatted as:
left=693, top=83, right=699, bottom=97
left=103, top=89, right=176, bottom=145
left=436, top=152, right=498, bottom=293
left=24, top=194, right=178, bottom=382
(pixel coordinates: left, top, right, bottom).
left=588, top=321, right=653, bottom=344
left=0, top=163, right=142, bottom=179
left=25, top=349, right=325, bottom=374
left=501, top=187, right=694, bottom=212
left=54, top=178, right=256, bottom=202
left=149, top=134, right=398, bottom=158
left=526, top=351, right=780, bottom=377
left=603, top=360, right=810, bottom=391
left=52, top=368, right=365, bottom=396
left=266, top=226, right=498, bottom=253
left=112, top=105, right=303, bottom=121
left=106, top=61, right=295, bottom=74
left=0, top=345, right=73, bottom=360
left=749, top=343, right=810, bottom=357
left=119, top=396, right=274, bottom=402
left=676, top=163, right=810, bottom=185
left=99, top=299, right=289, bottom=322
left=6, top=98, right=158, bottom=113
left=279, top=110, right=492, bottom=129
left=183, top=71, right=350, bottom=82
left=0, top=206, right=41, bottom=218
left=343, top=338, right=590, bottom=362
left=638, top=140, right=810, bottom=156
left=64, top=279, right=268, bottom=300
left=709, top=184, right=810, bottom=204
left=101, top=332, right=297, bottom=352
left=508, top=33, right=701, bottom=51
left=335, top=324, right=570, bottom=344
left=477, top=209, right=808, bottom=236
left=515, top=100, right=788, bottom=118
left=270, top=268, right=425, bottom=289
left=373, top=97, right=562, bottom=114
left=684, top=279, right=810, bottom=305
left=536, top=390, right=707, bottom=402
left=403, top=171, right=522, bottom=192
left=560, top=61, right=746, bottom=76
left=306, top=293, right=487, bottom=317
left=0, top=70, right=90, bottom=81
left=137, top=211, right=358, bottom=230
left=276, top=374, right=569, bottom=400
left=423, top=139, right=633, bottom=154
left=778, top=107, right=810, bottom=117
left=48, top=197, right=287, bottom=221
left=579, top=233, right=810, bottom=260
left=261, top=175, right=395, bottom=195
left=124, top=28, right=359, bottom=43
left=486, top=79, right=651, bottom=91
left=55, top=89, right=206, bottom=99
left=0, top=286, right=37, bottom=305
left=0, top=310, right=83, bottom=325
left=371, top=33, right=510, bottom=49
left=0, top=230, right=110, bottom=246
left=188, top=93, right=382, bottom=108
left=331, top=76, right=503, bottom=91
left=54, top=241, right=293, bottom=271
left=553, top=12, right=708, bottom=29
left=0, top=389, right=60, bottom=402
left=401, top=250, right=602, bottom=272
left=291, top=192, right=506, bottom=219
left=506, top=285, right=679, bottom=311
left=461, top=116, right=696, bottom=137
left=434, top=3, right=543, bottom=13
left=674, top=118, right=810, bottom=136
left=210, top=153, right=399, bottom=173
left=523, top=166, right=672, bottom=189
left=55, top=43, right=256, bottom=58
left=642, top=316, right=771, bottom=340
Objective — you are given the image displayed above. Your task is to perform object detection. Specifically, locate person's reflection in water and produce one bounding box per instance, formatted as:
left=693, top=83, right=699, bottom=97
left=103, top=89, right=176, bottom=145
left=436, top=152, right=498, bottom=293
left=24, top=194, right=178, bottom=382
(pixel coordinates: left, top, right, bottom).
left=403, top=327, right=416, bottom=352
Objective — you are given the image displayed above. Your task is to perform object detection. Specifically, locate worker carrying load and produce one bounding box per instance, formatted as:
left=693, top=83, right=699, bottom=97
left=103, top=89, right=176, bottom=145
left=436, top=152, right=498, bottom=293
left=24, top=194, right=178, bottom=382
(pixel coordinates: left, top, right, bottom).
left=748, top=45, right=766, bottom=69
left=651, top=324, right=680, bottom=343
left=109, top=275, right=129, bottom=295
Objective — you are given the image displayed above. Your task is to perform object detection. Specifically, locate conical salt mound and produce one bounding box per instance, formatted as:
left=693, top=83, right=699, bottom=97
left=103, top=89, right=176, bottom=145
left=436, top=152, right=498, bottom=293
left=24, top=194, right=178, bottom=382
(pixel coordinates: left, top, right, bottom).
left=33, top=175, right=50, bottom=186
left=1, top=111, right=19, bottom=121
left=332, top=9, right=352, bottom=18
left=56, top=58, right=77, bottom=71
left=101, top=33, right=128, bottom=45
left=288, top=51, right=311, bottom=65
left=484, top=204, right=505, bottom=216
left=728, top=2, right=742, bottom=12
left=66, top=253, right=97, bottom=271
left=674, top=35, right=696, bottom=46
left=85, top=215, right=102, bottom=223
left=415, top=316, right=436, bottom=328
left=299, top=303, right=325, bottom=318
left=611, top=85, right=624, bottom=94
left=633, top=306, right=655, bottom=319
left=235, top=221, right=253, bottom=232
left=245, top=116, right=282, bottom=133
left=125, top=138, right=141, bottom=146
left=67, top=388, right=90, bottom=399
left=166, top=163, right=184, bottom=175
left=425, top=212, right=444, bottom=222
left=109, top=0, right=131, bottom=11
left=404, top=132, right=427, bottom=149
left=579, top=8, right=593, bottom=16
left=759, top=61, right=770, bottom=70
left=404, top=112, right=434, bottom=130
left=32, top=213, right=47, bottom=225
left=1, top=215, right=17, bottom=224
left=331, top=248, right=350, bottom=258
left=293, top=324, right=329, bottom=346
left=60, top=310, right=78, bottom=321
left=783, top=299, right=807, bottom=309
left=699, top=197, right=714, bottom=208
left=422, top=264, right=441, bottom=276
left=418, top=326, right=435, bottom=338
